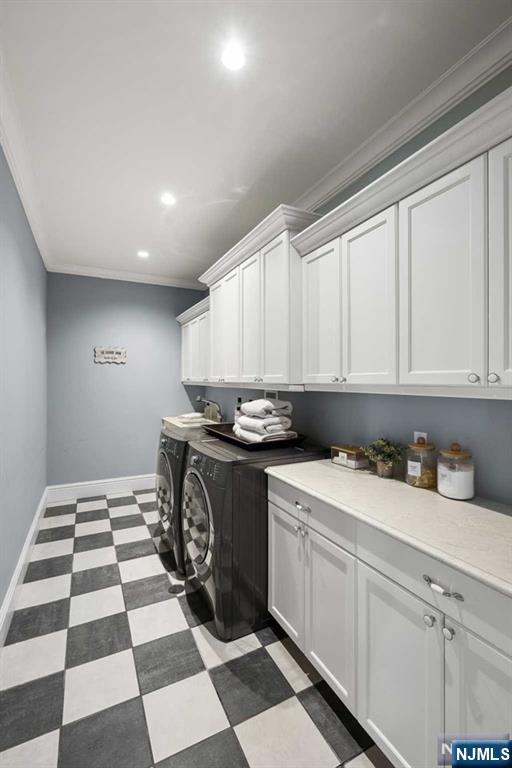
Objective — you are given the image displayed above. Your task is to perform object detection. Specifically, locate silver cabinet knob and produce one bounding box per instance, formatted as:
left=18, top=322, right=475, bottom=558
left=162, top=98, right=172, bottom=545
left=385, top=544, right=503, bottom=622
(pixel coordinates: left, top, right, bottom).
left=330, top=376, right=339, bottom=383
left=300, top=525, right=308, bottom=537
left=254, top=377, right=258, bottom=382
left=487, top=372, right=500, bottom=383
left=423, top=614, right=436, bottom=628
left=293, top=524, right=300, bottom=534
left=443, top=626, right=455, bottom=641
left=295, top=501, right=311, bottom=514
left=467, top=372, right=480, bottom=383
left=339, top=376, right=347, bottom=383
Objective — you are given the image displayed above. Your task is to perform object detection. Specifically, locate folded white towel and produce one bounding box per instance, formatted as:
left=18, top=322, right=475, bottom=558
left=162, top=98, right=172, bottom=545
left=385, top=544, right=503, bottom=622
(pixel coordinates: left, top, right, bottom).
left=240, top=399, right=293, bottom=418
left=234, top=425, right=298, bottom=443
left=237, top=415, right=292, bottom=435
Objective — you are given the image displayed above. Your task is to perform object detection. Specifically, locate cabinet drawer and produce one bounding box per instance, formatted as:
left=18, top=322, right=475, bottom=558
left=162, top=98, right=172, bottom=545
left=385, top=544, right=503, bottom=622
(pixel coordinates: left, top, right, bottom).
left=268, top=477, right=355, bottom=553
left=357, top=522, right=512, bottom=656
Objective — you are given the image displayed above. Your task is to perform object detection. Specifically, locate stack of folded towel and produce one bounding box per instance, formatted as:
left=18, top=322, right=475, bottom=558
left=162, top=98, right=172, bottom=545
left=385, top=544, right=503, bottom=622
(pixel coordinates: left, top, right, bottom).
left=233, top=399, right=297, bottom=443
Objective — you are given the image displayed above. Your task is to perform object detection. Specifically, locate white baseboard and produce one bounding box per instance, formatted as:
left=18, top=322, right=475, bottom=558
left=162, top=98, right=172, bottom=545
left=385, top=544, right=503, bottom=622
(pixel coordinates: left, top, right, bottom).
left=46, top=473, right=156, bottom=503
left=0, top=487, right=48, bottom=647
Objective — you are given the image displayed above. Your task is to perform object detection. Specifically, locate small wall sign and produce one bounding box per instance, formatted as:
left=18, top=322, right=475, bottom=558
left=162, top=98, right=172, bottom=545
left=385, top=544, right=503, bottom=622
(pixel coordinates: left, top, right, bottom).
left=94, top=346, right=127, bottom=364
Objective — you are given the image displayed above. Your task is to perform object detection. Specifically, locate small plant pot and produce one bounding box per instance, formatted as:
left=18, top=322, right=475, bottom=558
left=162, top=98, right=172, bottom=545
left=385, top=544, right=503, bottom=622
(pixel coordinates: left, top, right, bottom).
left=376, top=460, right=394, bottom=478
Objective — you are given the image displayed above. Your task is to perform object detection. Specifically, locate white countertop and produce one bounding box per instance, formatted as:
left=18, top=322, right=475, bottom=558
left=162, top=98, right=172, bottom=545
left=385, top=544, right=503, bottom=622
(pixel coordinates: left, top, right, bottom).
left=266, top=460, right=512, bottom=597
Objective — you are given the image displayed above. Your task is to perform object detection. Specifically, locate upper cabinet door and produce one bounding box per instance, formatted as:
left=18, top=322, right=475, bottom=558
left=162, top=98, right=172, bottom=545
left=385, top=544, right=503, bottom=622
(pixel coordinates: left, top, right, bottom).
left=302, top=238, right=342, bottom=383
left=240, top=253, right=262, bottom=383
left=222, top=267, right=240, bottom=382
left=261, top=233, right=290, bottom=384
left=209, top=280, right=224, bottom=381
left=342, top=206, right=397, bottom=384
left=197, top=312, right=210, bottom=382
left=399, top=157, right=486, bottom=386
left=188, top=318, right=200, bottom=381
left=489, top=137, right=512, bottom=388
left=181, top=321, right=192, bottom=382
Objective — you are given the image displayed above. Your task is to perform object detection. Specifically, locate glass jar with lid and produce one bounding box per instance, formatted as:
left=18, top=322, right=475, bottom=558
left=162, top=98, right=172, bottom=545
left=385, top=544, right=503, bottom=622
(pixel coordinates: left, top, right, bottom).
left=437, top=442, right=474, bottom=500
left=406, top=437, right=437, bottom=489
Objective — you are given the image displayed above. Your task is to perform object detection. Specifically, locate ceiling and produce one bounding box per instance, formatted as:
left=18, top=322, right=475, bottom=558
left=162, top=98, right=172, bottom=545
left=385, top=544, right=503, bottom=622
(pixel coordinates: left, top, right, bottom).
left=1, top=1, right=511, bottom=289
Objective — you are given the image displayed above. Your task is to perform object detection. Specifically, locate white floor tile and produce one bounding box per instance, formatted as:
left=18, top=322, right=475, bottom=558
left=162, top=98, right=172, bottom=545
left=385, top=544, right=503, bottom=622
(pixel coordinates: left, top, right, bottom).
left=235, top=697, right=339, bottom=768
left=46, top=499, right=75, bottom=508
left=76, top=500, right=107, bottom=513
left=143, top=671, right=229, bottom=763
left=69, top=584, right=125, bottom=627
left=106, top=492, right=131, bottom=500
left=72, top=546, right=117, bottom=572
left=192, top=625, right=261, bottom=669
left=30, top=538, right=74, bottom=562
left=63, top=649, right=139, bottom=724
left=39, top=513, right=76, bottom=530
left=142, top=510, right=159, bottom=525
left=112, top=525, right=150, bottom=546
left=0, top=729, right=60, bottom=768
left=109, top=504, right=140, bottom=518
left=118, top=554, right=165, bottom=583
left=0, top=631, right=67, bottom=690
left=135, top=493, right=155, bottom=504
left=265, top=638, right=321, bottom=693
left=15, top=574, right=71, bottom=610
left=75, top=519, right=111, bottom=537
left=128, top=598, right=187, bottom=645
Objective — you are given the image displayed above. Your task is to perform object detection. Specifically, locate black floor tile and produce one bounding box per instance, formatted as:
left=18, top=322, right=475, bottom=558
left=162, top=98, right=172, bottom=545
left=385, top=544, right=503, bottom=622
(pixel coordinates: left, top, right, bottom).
left=74, top=531, right=113, bottom=552
left=178, top=590, right=213, bottom=628
left=209, top=647, right=294, bottom=726
left=255, top=619, right=287, bottom=646
left=66, top=612, right=131, bottom=667
left=115, top=539, right=156, bottom=561
left=77, top=495, right=106, bottom=503
left=71, top=563, right=120, bottom=596
left=156, top=728, right=249, bottom=768
left=0, top=671, right=64, bottom=751
left=5, top=598, right=70, bottom=645
left=147, top=521, right=164, bottom=538
left=139, top=500, right=158, bottom=513
left=110, top=513, right=145, bottom=531
left=75, top=508, right=110, bottom=523
left=44, top=503, right=76, bottom=517
left=23, top=554, right=73, bottom=583
left=298, top=682, right=373, bottom=764
left=36, top=525, right=75, bottom=544
left=58, top=696, right=152, bottom=768
left=107, top=496, right=136, bottom=508
left=122, top=574, right=173, bottom=610
left=134, top=629, right=204, bottom=694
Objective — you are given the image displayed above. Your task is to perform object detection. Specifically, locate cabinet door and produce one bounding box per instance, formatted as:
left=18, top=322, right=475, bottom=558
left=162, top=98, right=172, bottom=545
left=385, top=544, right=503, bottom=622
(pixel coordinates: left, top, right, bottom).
left=302, top=238, right=342, bottom=383
left=188, top=318, right=200, bottom=380
left=268, top=502, right=304, bottom=647
left=357, top=562, right=443, bottom=768
left=209, top=280, right=224, bottom=381
left=240, top=252, right=262, bottom=383
left=181, top=322, right=192, bottom=382
left=342, top=206, right=397, bottom=384
left=399, top=157, right=486, bottom=386
left=444, top=619, right=512, bottom=741
left=261, top=233, right=290, bottom=384
left=305, top=528, right=355, bottom=709
left=489, top=137, right=512, bottom=387
left=197, top=312, right=210, bottom=382
left=222, top=267, right=240, bottom=382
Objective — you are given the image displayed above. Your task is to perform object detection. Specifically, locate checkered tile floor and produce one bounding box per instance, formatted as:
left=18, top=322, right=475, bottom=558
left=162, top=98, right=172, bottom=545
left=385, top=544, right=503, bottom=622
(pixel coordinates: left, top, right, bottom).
left=0, top=489, right=391, bottom=768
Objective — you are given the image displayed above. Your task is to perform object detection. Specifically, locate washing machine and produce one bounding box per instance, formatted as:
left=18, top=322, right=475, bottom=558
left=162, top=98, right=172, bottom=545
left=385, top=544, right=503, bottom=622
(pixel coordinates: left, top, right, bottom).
left=181, top=438, right=327, bottom=640
left=156, top=425, right=213, bottom=576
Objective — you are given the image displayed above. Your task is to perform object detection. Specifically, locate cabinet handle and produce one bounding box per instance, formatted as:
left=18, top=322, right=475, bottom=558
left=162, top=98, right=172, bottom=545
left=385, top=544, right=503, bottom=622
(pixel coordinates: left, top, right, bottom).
left=423, top=614, right=436, bottom=628
left=339, top=376, right=347, bottom=383
left=330, top=376, right=339, bottom=383
left=443, top=626, right=455, bottom=641
left=422, top=575, right=464, bottom=601
left=293, top=524, right=300, bottom=534
left=487, top=372, right=500, bottom=384
left=295, top=501, right=311, bottom=514
left=300, top=525, right=308, bottom=537
left=467, top=372, right=480, bottom=384
left=254, top=377, right=258, bottom=382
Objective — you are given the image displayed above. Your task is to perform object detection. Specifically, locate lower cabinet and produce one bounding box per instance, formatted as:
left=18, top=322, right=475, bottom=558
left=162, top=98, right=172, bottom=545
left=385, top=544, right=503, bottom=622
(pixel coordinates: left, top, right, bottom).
left=268, top=503, right=304, bottom=644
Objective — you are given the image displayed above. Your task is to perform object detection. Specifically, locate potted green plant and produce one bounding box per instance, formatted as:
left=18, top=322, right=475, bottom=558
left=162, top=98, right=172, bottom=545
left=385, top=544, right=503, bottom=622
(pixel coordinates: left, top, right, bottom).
left=362, top=437, right=403, bottom=478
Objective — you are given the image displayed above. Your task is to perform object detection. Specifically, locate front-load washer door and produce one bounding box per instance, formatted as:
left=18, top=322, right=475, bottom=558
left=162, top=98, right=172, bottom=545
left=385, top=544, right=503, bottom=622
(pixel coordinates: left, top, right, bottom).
left=156, top=450, right=173, bottom=538
left=182, top=470, right=214, bottom=588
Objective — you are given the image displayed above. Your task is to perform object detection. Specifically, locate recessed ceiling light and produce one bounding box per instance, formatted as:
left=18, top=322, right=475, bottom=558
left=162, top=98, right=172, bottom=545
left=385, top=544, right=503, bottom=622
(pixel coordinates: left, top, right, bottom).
left=160, top=191, right=176, bottom=207
left=137, top=250, right=149, bottom=259
left=221, top=40, right=245, bottom=71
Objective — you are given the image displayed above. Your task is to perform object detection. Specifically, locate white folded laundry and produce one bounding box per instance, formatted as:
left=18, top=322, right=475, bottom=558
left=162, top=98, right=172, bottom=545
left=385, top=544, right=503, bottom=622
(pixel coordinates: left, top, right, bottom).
left=237, top=415, right=292, bottom=435
left=240, top=399, right=293, bottom=418
left=234, top=425, right=298, bottom=443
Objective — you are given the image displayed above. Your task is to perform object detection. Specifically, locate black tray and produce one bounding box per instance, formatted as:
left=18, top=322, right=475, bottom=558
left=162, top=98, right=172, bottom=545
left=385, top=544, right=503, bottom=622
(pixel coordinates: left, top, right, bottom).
left=203, top=422, right=306, bottom=451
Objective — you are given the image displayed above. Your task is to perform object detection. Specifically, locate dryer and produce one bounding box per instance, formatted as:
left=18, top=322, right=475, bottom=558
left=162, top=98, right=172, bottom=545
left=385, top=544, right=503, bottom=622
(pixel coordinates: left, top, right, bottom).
left=181, top=438, right=327, bottom=640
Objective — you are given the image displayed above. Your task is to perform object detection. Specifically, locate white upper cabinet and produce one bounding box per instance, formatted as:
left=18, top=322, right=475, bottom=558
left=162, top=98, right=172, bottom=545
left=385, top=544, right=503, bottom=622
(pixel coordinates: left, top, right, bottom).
left=302, top=238, right=342, bottom=383
left=209, top=280, right=224, bottom=381
left=398, top=157, right=486, bottom=386
left=197, top=312, right=210, bottom=382
left=181, top=321, right=192, bottom=381
left=240, top=252, right=262, bottom=383
left=341, top=206, right=397, bottom=384
left=489, top=137, right=512, bottom=388
left=209, top=268, right=240, bottom=382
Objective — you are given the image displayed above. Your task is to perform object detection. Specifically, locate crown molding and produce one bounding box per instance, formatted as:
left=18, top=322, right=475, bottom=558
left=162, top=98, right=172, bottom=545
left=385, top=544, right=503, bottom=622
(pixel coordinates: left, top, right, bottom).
left=176, top=296, right=210, bottom=325
left=47, top=263, right=205, bottom=291
left=198, top=204, right=319, bottom=286
left=291, top=85, right=512, bottom=257
left=293, top=18, right=512, bottom=213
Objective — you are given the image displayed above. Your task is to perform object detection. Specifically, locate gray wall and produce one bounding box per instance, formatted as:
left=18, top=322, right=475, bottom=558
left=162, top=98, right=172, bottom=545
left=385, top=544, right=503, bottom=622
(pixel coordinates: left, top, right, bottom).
left=201, top=386, right=512, bottom=506
left=47, top=274, right=204, bottom=484
left=0, top=148, right=47, bottom=605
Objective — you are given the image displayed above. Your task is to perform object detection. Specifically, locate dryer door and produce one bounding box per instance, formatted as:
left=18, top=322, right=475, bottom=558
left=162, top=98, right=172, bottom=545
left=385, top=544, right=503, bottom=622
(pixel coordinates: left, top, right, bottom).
left=182, top=469, right=214, bottom=581
left=156, top=450, right=173, bottom=537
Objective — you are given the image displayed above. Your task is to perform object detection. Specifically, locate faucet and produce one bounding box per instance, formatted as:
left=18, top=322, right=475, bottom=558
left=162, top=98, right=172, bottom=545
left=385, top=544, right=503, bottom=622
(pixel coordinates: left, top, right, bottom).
left=196, top=395, right=223, bottom=422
